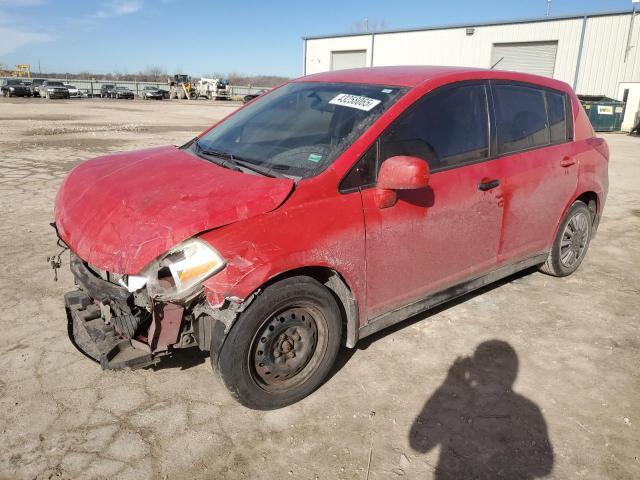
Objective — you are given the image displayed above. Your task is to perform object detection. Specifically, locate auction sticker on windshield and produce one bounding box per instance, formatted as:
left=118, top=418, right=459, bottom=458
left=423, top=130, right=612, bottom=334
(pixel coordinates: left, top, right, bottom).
left=329, top=93, right=381, bottom=111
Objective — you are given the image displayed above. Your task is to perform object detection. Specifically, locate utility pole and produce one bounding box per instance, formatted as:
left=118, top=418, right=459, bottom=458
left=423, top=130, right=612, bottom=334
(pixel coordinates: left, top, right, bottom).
left=546, top=0, right=552, bottom=16
left=364, top=17, right=369, bottom=32
left=625, top=0, right=638, bottom=62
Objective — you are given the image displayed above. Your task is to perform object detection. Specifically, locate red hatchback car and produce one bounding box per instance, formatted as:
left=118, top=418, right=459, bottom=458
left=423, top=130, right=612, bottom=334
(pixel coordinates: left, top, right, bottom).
left=55, top=66, right=608, bottom=409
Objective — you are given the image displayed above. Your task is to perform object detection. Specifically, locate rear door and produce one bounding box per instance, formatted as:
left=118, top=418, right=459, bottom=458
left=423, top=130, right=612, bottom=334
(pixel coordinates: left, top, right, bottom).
left=347, top=82, right=503, bottom=320
left=490, top=81, right=578, bottom=262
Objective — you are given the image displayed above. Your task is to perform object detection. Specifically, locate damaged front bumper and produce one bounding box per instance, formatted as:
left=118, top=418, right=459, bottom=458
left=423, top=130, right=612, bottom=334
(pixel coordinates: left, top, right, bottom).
left=63, top=252, right=248, bottom=370
left=65, top=290, right=158, bottom=369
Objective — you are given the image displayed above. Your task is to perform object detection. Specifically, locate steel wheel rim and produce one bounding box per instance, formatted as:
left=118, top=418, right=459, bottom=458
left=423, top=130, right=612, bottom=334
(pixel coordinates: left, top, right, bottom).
left=560, top=211, right=589, bottom=268
left=249, top=305, right=327, bottom=392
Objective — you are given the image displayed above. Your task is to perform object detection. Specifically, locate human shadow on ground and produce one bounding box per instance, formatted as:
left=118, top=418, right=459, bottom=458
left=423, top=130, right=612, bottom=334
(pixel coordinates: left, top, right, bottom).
left=409, top=340, right=554, bottom=479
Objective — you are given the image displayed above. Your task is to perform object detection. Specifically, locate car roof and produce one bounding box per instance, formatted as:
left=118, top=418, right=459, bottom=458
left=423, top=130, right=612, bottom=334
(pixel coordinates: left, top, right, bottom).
left=297, top=65, right=571, bottom=92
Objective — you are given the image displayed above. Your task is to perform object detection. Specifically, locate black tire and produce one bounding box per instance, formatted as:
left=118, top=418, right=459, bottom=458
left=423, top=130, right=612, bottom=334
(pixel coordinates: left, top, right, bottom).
left=539, top=201, right=593, bottom=277
left=215, top=276, right=342, bottom=409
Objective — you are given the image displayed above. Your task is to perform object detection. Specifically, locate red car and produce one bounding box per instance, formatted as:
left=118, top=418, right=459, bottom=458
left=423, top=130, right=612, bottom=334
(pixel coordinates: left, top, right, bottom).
left=54, top=66, right=608, bottom=409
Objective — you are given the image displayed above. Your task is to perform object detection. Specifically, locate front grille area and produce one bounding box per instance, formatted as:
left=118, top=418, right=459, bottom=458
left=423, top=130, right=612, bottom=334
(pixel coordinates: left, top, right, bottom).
left=77, top=259, right=151, bottom=339
left=86, top=263, right=125, bottom=286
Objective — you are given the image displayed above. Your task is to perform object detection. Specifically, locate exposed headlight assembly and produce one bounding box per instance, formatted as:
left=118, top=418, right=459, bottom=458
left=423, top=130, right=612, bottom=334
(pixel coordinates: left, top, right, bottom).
left=138, top=238, right=226, bottom=301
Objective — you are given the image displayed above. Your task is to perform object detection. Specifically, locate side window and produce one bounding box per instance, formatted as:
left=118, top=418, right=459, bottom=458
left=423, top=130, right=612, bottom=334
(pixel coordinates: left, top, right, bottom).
left=493, top=84, right=549, bottom=154
left=380, top=83, right=489, bottom=171
left=340, top=143, right=377, bottom=192
left=546, top=90, right=567, bottom=143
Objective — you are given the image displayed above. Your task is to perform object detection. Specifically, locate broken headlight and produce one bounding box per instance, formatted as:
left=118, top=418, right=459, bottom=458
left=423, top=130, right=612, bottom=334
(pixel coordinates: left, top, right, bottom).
left=140, top=238, right=226, bottom=301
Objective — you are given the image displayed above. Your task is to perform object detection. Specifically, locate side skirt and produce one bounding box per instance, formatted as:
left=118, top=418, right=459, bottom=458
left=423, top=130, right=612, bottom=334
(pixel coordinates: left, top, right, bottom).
left=358, top=253, right=548, bottom=341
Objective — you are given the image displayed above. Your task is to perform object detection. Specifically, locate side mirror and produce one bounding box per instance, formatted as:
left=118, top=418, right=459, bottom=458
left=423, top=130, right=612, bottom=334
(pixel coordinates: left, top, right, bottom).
left=375, top=156, right=430, bottom=208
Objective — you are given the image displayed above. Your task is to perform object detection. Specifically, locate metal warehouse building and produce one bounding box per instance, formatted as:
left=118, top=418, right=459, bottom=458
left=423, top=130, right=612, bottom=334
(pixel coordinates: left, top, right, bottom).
left=303, top=10, right=640, bottom=131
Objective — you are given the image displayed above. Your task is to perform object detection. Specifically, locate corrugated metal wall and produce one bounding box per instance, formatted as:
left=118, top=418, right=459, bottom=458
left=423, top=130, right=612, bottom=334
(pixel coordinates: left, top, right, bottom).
left=304, top=12, right=640, bottom=98
left=577, top=14, right=640, bottom=97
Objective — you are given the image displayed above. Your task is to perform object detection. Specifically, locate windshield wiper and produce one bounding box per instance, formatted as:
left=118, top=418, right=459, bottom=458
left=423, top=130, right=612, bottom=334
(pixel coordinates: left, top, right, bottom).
left=194, top=141, right=284, bottom=178
left=231, top=156, right=284, bottom=178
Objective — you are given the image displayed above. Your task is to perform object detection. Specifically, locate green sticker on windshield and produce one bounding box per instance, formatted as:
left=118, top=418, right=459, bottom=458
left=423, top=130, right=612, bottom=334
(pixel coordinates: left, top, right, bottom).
left=308, top=153, right=322, bottom=163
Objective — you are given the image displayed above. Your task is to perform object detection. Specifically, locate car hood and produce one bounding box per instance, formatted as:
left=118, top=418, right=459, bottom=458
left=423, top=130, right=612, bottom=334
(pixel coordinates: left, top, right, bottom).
left=55, top=145, right=294, bottom=274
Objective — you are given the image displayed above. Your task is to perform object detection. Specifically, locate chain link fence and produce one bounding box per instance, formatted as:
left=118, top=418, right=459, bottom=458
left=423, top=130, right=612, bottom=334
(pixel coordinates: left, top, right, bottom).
left=1, top=76, right=268, bottom=98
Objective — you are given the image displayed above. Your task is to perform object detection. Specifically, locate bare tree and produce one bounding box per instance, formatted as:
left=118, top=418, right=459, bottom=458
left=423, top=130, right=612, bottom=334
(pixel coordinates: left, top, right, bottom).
left=349, top=17, right=389, bottom=33
left=143, top=66, right=166, bottom=82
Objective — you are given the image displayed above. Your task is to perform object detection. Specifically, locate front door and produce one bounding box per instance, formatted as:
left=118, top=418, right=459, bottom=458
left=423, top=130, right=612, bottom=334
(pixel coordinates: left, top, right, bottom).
left=356, top=82, right=503, bottom=320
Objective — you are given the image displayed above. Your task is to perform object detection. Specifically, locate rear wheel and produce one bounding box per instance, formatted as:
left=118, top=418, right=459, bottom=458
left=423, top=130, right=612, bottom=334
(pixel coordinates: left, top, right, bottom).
left=215, top=276, right=342, bottom=410
left=539, top=201, right=592, bottom=277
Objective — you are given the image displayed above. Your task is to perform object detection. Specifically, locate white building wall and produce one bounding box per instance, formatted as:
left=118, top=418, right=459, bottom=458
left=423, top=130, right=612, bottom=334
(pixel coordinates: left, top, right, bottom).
left=305, top=35, right=372, bottom=75
left=304, top=12, right=640, bottom=99
left=617, top=82, right=640, bottom=131
left=371, top=18, right=582, bottom=89
left=577, top=14, right=640, bottom=98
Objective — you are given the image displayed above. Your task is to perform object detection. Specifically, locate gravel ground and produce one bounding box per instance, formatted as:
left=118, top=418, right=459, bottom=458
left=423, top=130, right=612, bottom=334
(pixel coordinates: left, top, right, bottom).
left=0, top=97, right=638, bottom=480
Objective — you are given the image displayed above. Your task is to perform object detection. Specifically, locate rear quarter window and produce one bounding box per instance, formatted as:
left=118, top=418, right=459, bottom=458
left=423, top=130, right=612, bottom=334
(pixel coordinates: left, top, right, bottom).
left=546, top=90, right=568, bottom=144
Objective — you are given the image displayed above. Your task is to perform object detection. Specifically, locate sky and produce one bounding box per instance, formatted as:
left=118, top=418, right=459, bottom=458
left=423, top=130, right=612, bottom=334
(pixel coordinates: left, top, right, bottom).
left=0, top=0, right=636, bottom=78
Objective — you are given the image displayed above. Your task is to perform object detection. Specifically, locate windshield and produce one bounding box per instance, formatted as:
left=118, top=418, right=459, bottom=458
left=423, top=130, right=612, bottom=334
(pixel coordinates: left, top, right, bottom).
left=48, top=82, right=64, bottom=87
left=192, top=82, right=407, bottom=179
left=117, top=87, right=128, bottom=90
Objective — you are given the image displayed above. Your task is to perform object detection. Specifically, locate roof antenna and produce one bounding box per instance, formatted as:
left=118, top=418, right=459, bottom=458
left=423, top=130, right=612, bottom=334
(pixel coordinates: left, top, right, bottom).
left=491, top=57, right=504, bottom=69
left=546, top=0, right=552, bottom=16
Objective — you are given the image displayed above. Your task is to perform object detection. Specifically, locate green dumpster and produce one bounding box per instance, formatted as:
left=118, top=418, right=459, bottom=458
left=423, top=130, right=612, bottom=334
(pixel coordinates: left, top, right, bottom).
left=578, top=95, right=625, bottom=132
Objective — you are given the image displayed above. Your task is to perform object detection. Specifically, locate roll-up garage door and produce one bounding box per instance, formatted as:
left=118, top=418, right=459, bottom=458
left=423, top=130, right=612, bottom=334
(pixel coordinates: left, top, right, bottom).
left=331, top=50, right=367, bottom=71
left=491, top=41, right=558, bottom=77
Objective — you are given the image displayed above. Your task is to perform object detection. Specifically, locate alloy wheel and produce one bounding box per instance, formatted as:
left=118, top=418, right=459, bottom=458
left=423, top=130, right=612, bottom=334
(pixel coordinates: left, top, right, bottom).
left=560, top=211, right=589, bottom=268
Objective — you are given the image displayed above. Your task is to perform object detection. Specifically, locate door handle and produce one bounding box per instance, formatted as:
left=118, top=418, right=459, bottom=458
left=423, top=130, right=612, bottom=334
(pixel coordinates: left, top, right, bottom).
left=478, top=179, right=500, bottom=191
left=560, top=156, right=576, bottom=167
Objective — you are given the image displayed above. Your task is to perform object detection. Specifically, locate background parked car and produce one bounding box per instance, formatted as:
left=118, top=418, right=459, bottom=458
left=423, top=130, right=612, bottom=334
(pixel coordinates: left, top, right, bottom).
left=1, top=79, right=31, bottom=97
left=111, top=86, right=134, bottom=99
left=100, top=84, right=116, bottom=98
left=65, top=85, right=82, bottom=98
left=30, top=78, right=46, bottom=97
left=157, top=88, right=170, bottom=99
left=41, top=81, right=70, bottom=99
left=242, top=89, right=268, bottom=104
left=140, top=86, right=163, bottom=100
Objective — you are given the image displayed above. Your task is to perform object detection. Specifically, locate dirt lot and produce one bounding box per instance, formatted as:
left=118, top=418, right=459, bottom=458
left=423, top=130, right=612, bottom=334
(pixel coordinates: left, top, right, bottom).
left=0, top=97, right=638, bottom=480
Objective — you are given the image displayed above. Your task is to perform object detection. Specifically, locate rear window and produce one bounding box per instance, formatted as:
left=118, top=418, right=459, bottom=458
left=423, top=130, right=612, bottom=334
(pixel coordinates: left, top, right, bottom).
left=493, top=84, right=549, bottom=154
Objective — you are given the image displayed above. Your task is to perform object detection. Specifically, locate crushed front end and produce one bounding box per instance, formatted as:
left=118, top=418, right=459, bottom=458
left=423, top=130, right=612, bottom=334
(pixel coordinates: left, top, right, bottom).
left=62, top=245, right=245, bottom=370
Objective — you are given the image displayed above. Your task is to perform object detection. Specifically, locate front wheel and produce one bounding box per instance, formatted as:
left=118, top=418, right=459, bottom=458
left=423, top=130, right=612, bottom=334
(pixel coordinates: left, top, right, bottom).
left=539, top=200, right=593, bottom=277
left=215, top=276, right=342, bottom=410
